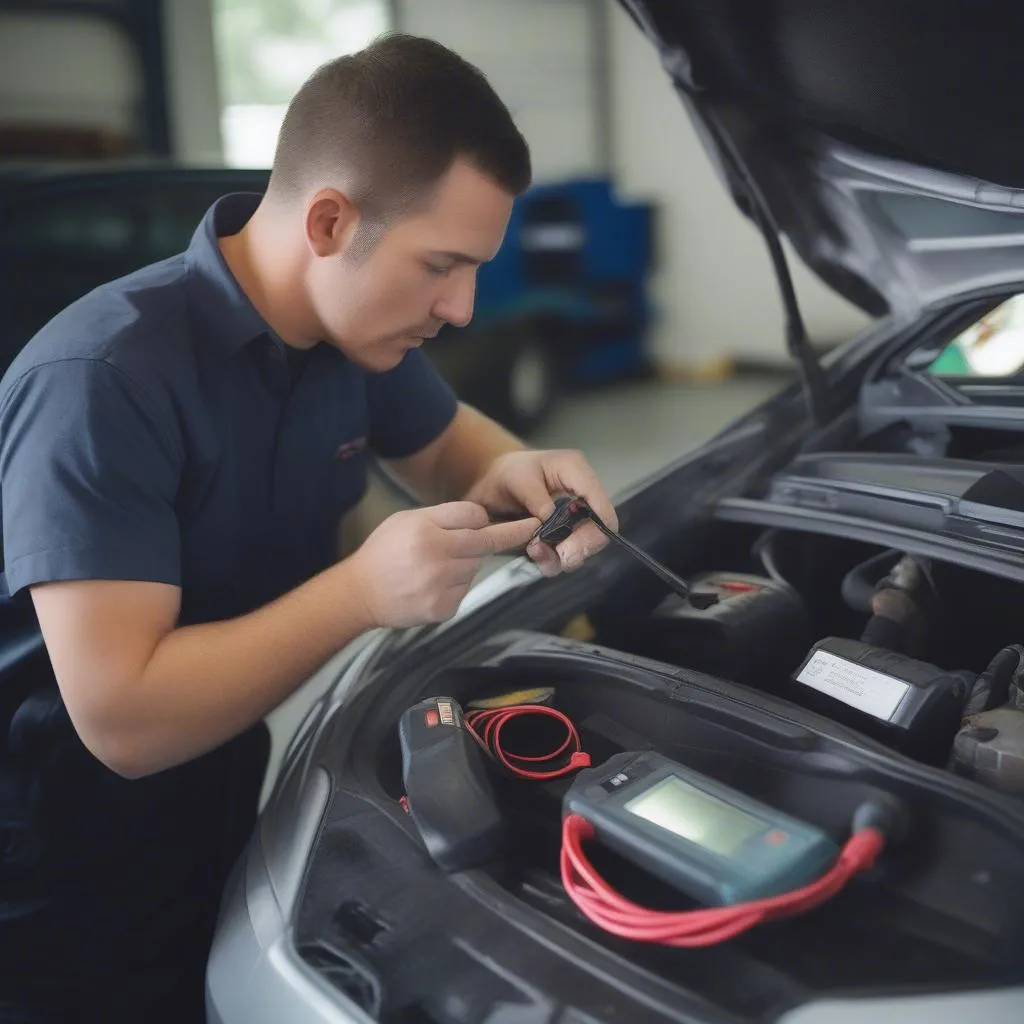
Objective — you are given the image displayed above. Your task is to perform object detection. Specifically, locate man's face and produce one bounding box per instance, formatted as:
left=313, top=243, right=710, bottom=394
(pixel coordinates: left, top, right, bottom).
left=306, top=158, right=514, bottom=371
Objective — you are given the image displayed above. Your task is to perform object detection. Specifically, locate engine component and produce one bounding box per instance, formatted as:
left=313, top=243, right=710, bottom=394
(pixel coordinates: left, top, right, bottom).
left=629, top=572, right=809, bottom=688
left=950, top=646, right=1024, bottom=797
left=791, top=638, right=973, bottom=763
left=950, top=708, right=1024, bottom=797
left=398, top=696, right=504, bottom=872
left=840, top=549, right=903, bottom=613
left=859, top=554, right=938, bottom=659
left=963, top=645, right=1023, bottom=718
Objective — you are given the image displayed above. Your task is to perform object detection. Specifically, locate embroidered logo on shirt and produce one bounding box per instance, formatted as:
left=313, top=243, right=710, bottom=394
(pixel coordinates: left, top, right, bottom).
left=334, top=437, right=368, bottom=460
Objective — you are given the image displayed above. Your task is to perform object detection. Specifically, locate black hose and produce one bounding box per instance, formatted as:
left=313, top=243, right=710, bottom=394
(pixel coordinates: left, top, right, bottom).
left=840, top=549, right=902, bottom=614
left=754, top=531, right=790, bottom=587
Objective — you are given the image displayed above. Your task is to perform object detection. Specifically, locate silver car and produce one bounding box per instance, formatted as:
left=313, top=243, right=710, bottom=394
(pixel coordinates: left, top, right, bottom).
left=207, top=2, right=1024, bottom=1021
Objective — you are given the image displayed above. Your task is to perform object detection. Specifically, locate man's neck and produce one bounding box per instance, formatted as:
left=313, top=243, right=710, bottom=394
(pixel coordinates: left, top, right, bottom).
left=218, top=206, right=319, bottom=349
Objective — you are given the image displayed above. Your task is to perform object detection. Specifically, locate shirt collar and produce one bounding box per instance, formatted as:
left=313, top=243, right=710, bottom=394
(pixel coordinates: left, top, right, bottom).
left=184, top=193, right=278, bottom=353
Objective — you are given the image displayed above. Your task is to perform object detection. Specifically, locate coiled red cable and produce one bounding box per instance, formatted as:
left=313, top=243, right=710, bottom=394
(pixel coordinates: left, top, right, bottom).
left=464, top=704, right=591, bottom=780
left=560, top=814, right=886, bottom=947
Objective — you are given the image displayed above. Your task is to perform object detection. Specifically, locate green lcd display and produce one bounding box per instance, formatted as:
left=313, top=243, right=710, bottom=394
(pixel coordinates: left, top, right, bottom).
left=624, top=775, right=766, bottom=857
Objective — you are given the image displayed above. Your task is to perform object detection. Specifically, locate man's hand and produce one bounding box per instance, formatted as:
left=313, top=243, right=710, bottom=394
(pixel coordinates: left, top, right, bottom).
left=29, top=502, right=537, bottom=779
left=347, top=501, right=540, bottom=628
left=464, top=449, right=618, bottom=576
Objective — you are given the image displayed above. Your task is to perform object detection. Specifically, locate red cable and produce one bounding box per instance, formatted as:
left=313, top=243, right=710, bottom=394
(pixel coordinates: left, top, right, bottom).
left=560, top=814, right=885, bottom=947
left=456, top=703, right=882, bottom=947
left=465, top=704, right=591, bottom=780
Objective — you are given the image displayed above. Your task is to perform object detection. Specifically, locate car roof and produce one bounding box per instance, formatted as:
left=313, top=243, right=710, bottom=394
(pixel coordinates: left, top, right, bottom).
left=0, top=160, right=270, bottom=192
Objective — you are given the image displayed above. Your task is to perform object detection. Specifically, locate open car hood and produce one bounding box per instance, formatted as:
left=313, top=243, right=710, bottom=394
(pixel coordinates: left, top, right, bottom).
left=622, top=1, right=1024, bottom=322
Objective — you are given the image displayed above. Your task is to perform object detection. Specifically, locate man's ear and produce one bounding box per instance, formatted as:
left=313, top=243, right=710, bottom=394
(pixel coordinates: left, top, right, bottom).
left=304, top=188, right=361, bottom=258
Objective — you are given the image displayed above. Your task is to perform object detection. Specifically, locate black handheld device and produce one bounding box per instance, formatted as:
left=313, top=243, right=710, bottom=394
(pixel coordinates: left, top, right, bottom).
left=398, top=696, right=504, bottom=872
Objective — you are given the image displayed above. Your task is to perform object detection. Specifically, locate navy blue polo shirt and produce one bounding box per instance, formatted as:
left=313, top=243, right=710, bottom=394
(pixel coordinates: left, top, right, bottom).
left=0, top=194, right=457, bottom=1019
left=0, top=192, right=457, bottom=619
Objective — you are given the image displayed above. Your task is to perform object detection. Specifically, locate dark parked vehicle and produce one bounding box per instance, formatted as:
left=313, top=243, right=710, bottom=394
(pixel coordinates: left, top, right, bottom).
left=0, top=164, right=563, bottom=433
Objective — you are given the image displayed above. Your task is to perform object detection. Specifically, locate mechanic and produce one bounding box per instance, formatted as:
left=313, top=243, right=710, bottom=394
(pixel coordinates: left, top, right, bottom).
left=0, top=34, right=616, bottom=1024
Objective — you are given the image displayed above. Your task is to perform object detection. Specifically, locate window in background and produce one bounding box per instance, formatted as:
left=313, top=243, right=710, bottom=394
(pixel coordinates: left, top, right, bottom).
left=927, top=295, right=1024, bottom=379
left=213, top=0, right=390, bottom=168
left=0, top=11, right=143, bottom=158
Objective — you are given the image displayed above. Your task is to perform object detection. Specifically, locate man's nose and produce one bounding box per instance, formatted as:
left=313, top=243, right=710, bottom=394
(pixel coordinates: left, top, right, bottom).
left=435, top=274, right=476, bottom=328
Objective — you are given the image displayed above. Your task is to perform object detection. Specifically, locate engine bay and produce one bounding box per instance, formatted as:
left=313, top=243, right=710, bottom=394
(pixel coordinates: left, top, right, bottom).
left=291, top=518, right=1024, bottom=1022
left=589, top=523, right=1024, bottom=788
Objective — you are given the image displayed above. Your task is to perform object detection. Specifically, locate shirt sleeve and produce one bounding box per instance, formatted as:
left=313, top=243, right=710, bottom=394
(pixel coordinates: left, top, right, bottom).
left=0, top=359, right=183, bottom=597
left=365, top=348, right=458, bottom=459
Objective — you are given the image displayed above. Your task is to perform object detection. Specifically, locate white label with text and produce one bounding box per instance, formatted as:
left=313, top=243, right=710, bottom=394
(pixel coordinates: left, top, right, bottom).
left=796, top=650, right=911, bottom=721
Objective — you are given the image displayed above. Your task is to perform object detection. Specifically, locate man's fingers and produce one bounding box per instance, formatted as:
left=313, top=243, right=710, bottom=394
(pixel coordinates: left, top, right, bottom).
left=511, top=473, right=558, bottom=523
left=425, top=501, right=491, bottom=531
left=554, top=520, right=608, bottom=571
left=460, top=516, right=541, bottom=557
left=526, top=538, right=562, bottom=577
left=545, top=452, right=619, bottom=533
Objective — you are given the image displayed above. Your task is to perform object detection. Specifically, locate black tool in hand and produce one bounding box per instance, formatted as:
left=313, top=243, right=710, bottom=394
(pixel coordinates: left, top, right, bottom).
left=535, top=496, right=717, bottom=608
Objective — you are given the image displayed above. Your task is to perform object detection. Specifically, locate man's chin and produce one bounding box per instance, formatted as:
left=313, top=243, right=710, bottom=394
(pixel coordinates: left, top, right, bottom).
left=361, top=344, right=418, bottom=373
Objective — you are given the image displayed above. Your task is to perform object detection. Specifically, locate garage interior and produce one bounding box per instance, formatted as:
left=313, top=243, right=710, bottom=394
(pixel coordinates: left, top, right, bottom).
left=0, top=0, right=875, bottom=790
left=9, top=7, right=1024, bottom=1023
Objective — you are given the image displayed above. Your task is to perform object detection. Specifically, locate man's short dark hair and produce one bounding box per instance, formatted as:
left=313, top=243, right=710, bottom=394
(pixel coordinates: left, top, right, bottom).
left=267, top=33, right=532, bottom=224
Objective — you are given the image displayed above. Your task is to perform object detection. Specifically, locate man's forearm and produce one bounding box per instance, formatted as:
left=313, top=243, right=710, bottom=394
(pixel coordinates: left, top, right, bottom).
left=116, top=560, right=374, bottom=776
left=429, top=403, right=526, bottom=503
left=385, top=404, right=526, bottom=507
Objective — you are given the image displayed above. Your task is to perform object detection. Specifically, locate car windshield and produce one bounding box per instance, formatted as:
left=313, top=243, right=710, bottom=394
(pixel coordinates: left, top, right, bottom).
left=928, top=294, right=1024, bottom=378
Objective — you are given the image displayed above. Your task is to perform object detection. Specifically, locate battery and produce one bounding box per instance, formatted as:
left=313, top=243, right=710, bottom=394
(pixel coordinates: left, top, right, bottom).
left=626, top=572, right=810, bottom=689
left=791, top=637, right=973, bottom=763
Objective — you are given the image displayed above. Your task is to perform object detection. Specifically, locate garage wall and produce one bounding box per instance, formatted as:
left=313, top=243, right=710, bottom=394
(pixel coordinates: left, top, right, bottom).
left=605, top=0, right=872, bottom=371
left=163, top=0, right=223, bottom=163
left=1, top=1, right=872, bottom=371
left=395, top=0, right=606, bottom=183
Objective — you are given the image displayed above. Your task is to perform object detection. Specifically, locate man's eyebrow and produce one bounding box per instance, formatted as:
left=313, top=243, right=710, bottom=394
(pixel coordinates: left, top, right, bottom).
left=430, top=250, right=483, bottom=266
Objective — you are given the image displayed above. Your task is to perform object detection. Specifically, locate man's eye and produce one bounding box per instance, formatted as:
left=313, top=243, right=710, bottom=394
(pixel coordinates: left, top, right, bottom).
left=425, top=263, right=452, bottom=277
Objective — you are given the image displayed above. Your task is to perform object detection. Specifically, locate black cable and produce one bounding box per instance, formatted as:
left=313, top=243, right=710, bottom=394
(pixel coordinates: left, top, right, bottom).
left=621, top=2, right=830, bottom=426
left=755, top=530, right=790, bottom=586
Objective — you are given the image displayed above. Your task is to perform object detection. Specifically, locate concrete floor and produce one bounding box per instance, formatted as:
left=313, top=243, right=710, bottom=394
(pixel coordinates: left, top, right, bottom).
left=261, top=374, right=785, bottom=799
left=529, top=374, right=786, bottom=496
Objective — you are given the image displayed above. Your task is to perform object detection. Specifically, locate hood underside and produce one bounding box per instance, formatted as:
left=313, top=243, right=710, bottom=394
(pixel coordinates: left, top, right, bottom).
left=622, top=0, right=1024, bottom=320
